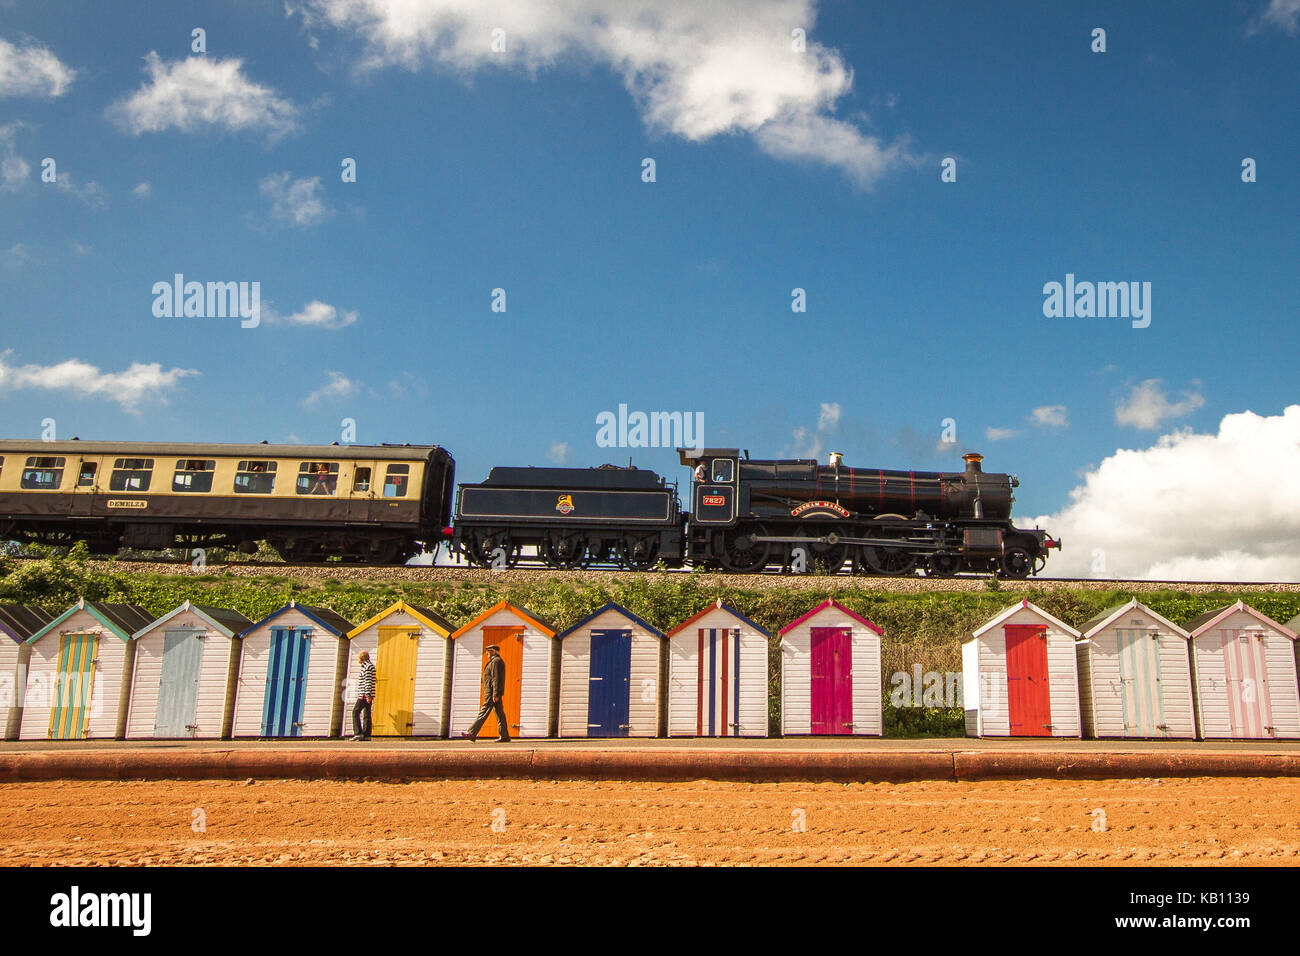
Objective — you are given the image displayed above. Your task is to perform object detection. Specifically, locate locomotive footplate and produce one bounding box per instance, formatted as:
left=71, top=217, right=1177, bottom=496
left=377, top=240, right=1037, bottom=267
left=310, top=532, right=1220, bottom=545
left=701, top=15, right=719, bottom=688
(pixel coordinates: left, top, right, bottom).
left=747, top=532, right=944, bottom=551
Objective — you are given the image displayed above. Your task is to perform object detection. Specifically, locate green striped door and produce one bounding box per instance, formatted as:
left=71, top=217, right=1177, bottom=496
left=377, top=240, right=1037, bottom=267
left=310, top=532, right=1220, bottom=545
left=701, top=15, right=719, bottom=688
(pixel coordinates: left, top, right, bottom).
left=1117, top=628, right=1165, bottom=737
left=49, top=633, right=98, bottom=739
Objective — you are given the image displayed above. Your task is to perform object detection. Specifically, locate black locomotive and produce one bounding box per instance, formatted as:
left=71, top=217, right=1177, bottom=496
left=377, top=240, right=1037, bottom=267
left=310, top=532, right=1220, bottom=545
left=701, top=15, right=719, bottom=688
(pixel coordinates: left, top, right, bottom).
left=452, top=448, right=1058, bottom=576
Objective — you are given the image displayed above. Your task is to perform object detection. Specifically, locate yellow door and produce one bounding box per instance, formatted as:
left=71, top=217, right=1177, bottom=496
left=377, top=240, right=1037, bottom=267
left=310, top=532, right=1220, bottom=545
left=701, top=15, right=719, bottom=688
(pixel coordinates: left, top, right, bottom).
left=372, top=627, right=419, bottom=735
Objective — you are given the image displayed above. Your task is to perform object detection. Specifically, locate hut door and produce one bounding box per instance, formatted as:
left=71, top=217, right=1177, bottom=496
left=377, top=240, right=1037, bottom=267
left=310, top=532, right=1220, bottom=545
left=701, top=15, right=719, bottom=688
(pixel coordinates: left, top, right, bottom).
left=696, top=627, right=741, bottom=737
left=261, top=627, right=311, bottom=737
left=1116, top=628, right=1165, bottom=737
left=810, top=627, right=853, bottom=734
left=1222, top=629, right=1273, bottom=737
left=154, top=628, right=205, bottom=737
left=1004, top=625, right=1051, bottom=736
left=480, top=626, right=524, bottom=738
left=49, top=633, right=98, bottom=739
left=373, top=626, right=419, bottom=735
left=587, top=629, right=631, bottom=737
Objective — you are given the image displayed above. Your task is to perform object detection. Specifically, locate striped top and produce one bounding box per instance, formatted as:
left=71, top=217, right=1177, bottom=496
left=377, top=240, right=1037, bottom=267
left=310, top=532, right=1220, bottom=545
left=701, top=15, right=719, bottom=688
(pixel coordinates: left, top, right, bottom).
left=358, top=660, right=376, bottom=697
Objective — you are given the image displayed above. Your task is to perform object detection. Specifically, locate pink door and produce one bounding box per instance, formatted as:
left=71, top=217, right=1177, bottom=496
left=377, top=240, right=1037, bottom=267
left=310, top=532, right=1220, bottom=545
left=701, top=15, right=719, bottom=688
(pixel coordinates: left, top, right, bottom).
left=1005, top=625, right=1052, bottom=736
left=810, top=627, right=852, bottom=734
left=1222, top=629, right=1273, bottom=737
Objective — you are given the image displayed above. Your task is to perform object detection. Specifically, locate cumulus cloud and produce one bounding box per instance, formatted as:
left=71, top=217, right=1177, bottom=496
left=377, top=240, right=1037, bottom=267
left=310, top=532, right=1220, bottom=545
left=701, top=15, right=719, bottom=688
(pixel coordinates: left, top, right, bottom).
left=1032, top=405, right=1068, bottom=427
left=259, top=172, right=331, bottom=227
left=133, top=182, right=152, bottom=198
left=0, top=242, right=31, bottom=270
left=790, top=400, right=841, bottom=459
left=54, top=172, right=106, bottom=209
left=108, top=52, right=300, bottom=138
left=547, top=441, right=569, bottom=463
left=295, top=0, right=913, bottom=188
left=302, top=370, right=358, bottom=407
left=0, top=36, right=76, bottom=97
left=985, top=427, right=1019, bottom=441
left=0, top=122, right=28, bottom=190
left=1254, top=0, right=1300, bottom=33
left=266, top=299, right=358, bottom=329
left=1115, top=379, right=1205, bottom=430
left=0, top=351, right=197, bottom=412
left=1027, top=405, right=1300, bottom=581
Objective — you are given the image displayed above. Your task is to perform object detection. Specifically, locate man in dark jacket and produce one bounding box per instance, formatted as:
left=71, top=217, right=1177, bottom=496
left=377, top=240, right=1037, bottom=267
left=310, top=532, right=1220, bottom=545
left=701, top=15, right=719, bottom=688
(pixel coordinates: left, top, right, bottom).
left=460, top=644, right=510, bottom=742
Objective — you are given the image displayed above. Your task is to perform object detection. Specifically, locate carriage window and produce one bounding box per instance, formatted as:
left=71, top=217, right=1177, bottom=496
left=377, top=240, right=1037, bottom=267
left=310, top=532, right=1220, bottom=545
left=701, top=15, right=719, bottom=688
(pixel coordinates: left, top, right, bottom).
left=383, top=464, right=409, bottom=498
left=297, top=461, right=339, bottom=496
left=173, top=459, right=216, bottom=493
left=21, top=456, right=65, bottom=489
left=352, top=467, right=371, bottom=493
left=109, top=458, right=154, bottom=492
left=711, top=459, right=734, bottom=483
left=234, top=460, right=276, bottom=494
left=78, top=462, right=97, bottom=487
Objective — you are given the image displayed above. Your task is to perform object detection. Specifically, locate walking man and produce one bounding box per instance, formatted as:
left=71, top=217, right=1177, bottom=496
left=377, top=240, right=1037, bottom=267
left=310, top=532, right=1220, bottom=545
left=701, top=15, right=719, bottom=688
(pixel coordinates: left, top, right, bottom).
left=460, top=644, right=511, bottom=742
left=351, top=650, right=375, bottom=741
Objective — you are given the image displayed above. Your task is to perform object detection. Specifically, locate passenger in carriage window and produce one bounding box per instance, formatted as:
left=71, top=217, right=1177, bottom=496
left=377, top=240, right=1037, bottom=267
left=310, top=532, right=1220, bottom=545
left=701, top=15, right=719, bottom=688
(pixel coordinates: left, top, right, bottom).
left=311, top=465, right=332, bottom=495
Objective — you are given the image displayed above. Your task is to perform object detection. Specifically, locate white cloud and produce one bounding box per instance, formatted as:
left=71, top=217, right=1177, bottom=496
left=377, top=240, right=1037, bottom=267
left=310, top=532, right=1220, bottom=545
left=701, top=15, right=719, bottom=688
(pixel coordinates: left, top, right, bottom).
left=547, top=441, right=569, bottom=463
left=1031, top=405, right=1068, bottom=427
left=0, top=351, right=197, bottom=412
left=296, top=0, right=913, bottom=188
left=267, top=299, right=358, bottom=329
left=0, top=36, right=76, bottom=97
left=108, top=52, right=300, bottom=138
left=1027, top=406, right=1300, bottom=581
left=259, top=172, right=331, bottom=227
left=985, top=427, right=1019, bottom=441
left=1115, top=379, right=1205, bottom=430
left=133, top=182, right=152, bottom=198
left=0, top=242, right=30, bottom=270
left=790, top=399, right=842, bottom=459
left=1256, top=0, right=1300, bottom=33
left=54, top=172, right=106, bottom=209
left=0, top=152, right=27, bottom=190
left=302, top=370, right=358, bottom=407
left=817, top=401, right=841, bottom=430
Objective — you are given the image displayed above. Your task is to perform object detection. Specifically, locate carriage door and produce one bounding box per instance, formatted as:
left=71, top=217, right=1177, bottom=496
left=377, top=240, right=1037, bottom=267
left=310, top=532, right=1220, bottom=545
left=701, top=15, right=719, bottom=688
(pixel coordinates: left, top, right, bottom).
left=49, top=633, right=98, bottom=739
left=1004, top=625, right=1051, bottom=736
left=373, top=626, right=419, bottom=736
left=348, top=460, right=379, bottom=524
left=1222, top=628, right=1273, bottom=737
left=587, top=629, right=631, bottom=737
left=696, top=627, right=741, bottom=736
left=1116, top=627, right=1165, bottom=737
left=262, top=627, right=311, bottom=737
left=480, top=626, right=524, bottom=738
left=154, top=628, right=205, bottom=737
left=810, top=627, right=853, bottom=735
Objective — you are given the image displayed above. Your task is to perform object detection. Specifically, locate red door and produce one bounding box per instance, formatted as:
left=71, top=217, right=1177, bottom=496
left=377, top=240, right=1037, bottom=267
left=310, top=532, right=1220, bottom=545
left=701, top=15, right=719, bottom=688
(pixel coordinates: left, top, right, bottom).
left=1005, top=624, right=1051, bottom=736
left=810, top=627, right=853, bottom=734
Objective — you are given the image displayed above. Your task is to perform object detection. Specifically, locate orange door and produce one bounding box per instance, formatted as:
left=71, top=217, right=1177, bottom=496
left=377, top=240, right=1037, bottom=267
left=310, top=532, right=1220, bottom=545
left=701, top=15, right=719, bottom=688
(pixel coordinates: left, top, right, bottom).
left=480, top=626, right=524, bottom=737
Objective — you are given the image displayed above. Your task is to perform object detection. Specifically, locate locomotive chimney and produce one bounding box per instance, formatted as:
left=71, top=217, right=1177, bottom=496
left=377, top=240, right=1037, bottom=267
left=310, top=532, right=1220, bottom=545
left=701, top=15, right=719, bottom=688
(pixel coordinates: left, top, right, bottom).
left=829, top=452, right=843, bottom=469
left=963, top=452, right=984, bottom=474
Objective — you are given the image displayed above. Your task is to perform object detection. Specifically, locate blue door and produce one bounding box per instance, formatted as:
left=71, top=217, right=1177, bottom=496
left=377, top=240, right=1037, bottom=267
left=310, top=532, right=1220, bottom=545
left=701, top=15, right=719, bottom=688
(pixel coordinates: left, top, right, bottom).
left=587, top=629, right=631, bottom=737
left=262, top=627, right=311, bottom=737
left=154, top=628, right=205, bottom=737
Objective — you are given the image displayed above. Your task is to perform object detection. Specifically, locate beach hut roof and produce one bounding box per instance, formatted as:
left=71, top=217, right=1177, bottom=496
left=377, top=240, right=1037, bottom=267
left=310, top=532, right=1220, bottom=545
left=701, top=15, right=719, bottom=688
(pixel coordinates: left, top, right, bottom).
left=451, top=600, right=556, bottom=639
left=238, top=601, right=353, bottom=639
left=666, top=598, right=771, bottom=638
left=967, top=598, right=1080, bottom=644
left=778, top=598, right=883, bottom=636
left=131, top=600, right=252, bottom=640
left=0, top=604, right=55, bottom=643
left=347, top=600, right=454, bottom=638
left=27, top=598, right=154, bottom=645
left=557, top=602, right=664, bottom=640
left=1078, top=598, right=1189, bottom=640
left=1185, top=600, right=1297, bottom=639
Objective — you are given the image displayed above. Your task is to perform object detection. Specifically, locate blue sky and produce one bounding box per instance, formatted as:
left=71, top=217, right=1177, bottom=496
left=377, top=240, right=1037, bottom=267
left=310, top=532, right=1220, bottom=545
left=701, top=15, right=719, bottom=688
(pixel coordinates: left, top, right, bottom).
left=3, top=0, right=1299, bottom=577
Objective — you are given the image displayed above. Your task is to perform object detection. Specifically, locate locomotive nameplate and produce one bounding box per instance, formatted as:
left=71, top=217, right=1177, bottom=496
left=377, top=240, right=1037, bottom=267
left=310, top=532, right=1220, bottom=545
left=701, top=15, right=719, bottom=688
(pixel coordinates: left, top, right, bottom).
left=105, top=499, right=148, bottom=509
left=701, top=495, right=725, bottom=506
left=791, top=500, right=849, bottom=518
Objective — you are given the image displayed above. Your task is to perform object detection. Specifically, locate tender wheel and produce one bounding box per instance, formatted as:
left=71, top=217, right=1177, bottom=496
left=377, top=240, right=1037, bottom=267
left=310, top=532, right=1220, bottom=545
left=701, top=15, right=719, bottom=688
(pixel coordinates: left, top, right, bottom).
left=619, top=533, right=659, bottom=571
left=860, top=545, right=919, bottom=576
left=719, top=526, right=770, bottom=573
left=540, top=531, right=589, bottom=569
left=926, top=551, right=962, bottom=577
left=1001, top=547, right=1034, bottom=578
left=466, top=531, right=518, bottom=568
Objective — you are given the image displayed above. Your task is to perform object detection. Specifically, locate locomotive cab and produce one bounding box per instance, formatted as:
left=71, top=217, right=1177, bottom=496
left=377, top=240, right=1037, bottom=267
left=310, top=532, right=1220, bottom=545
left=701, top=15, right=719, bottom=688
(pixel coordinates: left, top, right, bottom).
left=679, top=448, right=739, bottom=526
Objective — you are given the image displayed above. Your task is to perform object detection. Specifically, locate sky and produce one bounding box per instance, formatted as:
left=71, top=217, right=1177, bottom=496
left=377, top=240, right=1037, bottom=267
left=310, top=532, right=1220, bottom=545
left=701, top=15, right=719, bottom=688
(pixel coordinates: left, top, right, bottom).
left=1, top=0, right=1299, bottom=579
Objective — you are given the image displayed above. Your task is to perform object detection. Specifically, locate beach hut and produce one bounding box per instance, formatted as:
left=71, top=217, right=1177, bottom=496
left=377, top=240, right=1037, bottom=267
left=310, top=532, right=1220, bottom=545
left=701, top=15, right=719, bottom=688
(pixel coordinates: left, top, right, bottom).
left=125, top=601, right=252, bottom=739
left=666, top=599, right=769, bottom=737
left=449, top=601, right=557, bottom=739
left=1075, top=599, right=1195, bottom=739
left=1188, top=602, right=1300, bottom=739
left=19, top=599, right=154, bottom=740
left=0, top=605, right=55, bottom=740
left=557, top=602, right=665, bottom=738
left=961, top=599, right=1081, bottom=738
left=778, top=599, right=883, bottom=736
left=341, top=601, right=454, bottom=737
left=230, top=602, right=353, bottom=738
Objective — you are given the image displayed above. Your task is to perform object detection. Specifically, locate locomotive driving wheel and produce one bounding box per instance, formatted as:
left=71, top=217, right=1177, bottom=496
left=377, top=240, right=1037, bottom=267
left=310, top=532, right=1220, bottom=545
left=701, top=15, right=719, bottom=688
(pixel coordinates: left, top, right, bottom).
left=719, top=526, right=771, bottom=573
left=925, top=551, right=962, bottom=577
left=803, top=531, right=850, bottom=574
left=1001, top=547, right=1033, bottom=578
left=859, top=544, right=919, bottom=576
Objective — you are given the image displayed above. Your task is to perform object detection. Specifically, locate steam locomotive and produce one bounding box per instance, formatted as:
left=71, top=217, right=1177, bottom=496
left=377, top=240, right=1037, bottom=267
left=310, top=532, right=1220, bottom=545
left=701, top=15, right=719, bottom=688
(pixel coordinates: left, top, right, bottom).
left=453, top=448, right=1059, bottom=576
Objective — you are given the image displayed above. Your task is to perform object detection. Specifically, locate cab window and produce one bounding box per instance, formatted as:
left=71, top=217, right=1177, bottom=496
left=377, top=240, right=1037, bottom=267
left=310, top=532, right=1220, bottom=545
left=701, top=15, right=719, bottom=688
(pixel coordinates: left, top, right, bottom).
left=234, top=460, right=276, bottom=494
left=383, top=464, right=409, bottom=498
left=711, top=458, right=734, bottom=483
left=110, top=458, right=154, bottom=492
left=22, top=456, right=65, bottom=490
left=297, top=461, right=339, bottom=496
left=173, top=459, right=216, bottom=493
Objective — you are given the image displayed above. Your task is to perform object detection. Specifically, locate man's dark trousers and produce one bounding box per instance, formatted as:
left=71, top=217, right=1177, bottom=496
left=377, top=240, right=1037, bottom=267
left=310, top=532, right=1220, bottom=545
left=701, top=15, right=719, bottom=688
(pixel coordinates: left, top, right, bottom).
left=467, top=697, right=510, bottom=741
left=353, top=695, right=372, bottom=739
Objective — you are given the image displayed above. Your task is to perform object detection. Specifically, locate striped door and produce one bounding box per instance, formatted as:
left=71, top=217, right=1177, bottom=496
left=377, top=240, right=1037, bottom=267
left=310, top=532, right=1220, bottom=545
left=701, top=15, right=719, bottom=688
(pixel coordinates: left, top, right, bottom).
left=587, top=628, right=631, bottom=737
left=479, top=626, right=524, bottom=738
left=1116, top=628, right=1165, bottom=737
left=696, top=627, right=741, bottom=736
left=261, top=627, right=311, bottom=737
left=154, top=628, right=205, bottom=737
left=373, top=626, right=419, bottom=735
left=1005, top=625, right=1051, bottom=736
left=1222, top=629, right=1273, bottom=737
left=810, top=626, right=853, bottom=734
left=49, top=633, right=98, bottom=739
